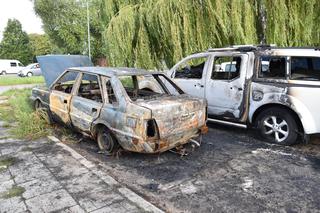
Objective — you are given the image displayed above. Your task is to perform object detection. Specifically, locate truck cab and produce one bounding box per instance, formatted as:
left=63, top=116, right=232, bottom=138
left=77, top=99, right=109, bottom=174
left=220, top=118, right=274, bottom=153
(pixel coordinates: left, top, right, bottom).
left=169, top=45, right=320, bottom=145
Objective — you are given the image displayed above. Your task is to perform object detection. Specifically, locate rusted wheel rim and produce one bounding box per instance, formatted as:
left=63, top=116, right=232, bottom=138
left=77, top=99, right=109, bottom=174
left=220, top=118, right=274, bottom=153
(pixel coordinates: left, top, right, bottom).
left=263, top=116, right=289, bottom=143
left=100, top=131, right=114, bottom=152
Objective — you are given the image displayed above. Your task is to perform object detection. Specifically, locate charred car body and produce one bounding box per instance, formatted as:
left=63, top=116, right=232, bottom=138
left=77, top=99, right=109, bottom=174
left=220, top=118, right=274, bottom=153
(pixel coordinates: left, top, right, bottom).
left=31, top=55, right=207, bottom=154
left=169, top=45, right=320, bottom=145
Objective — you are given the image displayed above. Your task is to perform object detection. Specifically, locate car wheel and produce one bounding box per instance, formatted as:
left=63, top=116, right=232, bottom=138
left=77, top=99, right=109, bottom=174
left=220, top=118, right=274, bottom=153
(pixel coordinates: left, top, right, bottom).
left=27, top=72, right=33, bottom=77
left=34, top=100, right=53, bottom=124
left=97, top=127, right=119, bottom=154
left=34, top=100, right=42, bottom=110
left=1, top=71, right=6, bottom=75
left=256, top=107, right=299, bottom=145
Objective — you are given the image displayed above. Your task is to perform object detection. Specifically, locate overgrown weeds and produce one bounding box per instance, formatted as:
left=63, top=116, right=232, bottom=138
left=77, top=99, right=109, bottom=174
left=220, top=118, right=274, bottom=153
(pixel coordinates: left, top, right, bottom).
left=0, top=89, right=50, bottom=140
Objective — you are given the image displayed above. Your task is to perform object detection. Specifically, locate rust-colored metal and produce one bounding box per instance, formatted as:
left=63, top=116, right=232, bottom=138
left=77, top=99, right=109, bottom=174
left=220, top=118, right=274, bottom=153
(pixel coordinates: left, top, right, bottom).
left=31, top=67, right=208, bottom=154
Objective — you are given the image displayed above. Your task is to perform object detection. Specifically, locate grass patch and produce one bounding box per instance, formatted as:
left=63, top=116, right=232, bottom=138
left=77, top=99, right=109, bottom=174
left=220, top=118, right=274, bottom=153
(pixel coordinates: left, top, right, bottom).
left=0, top=76, right=44, bottom=86
left=1, top=186, right=25, bottom=199
left=0, top=157, right=16, bottom=172
left=0, top=89, right=51, bottom=140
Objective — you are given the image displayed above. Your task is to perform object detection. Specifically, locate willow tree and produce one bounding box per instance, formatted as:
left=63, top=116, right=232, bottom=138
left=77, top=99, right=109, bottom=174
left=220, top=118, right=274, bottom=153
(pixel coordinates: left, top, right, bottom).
left=264, top=0, right=319, bottom=46
left=100, top=0, right=320, bottom=69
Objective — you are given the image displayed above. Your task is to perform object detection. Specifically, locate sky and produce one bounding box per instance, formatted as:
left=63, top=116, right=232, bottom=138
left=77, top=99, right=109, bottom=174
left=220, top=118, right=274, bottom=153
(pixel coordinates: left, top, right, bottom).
left=0, top=0, right=44, bottom=41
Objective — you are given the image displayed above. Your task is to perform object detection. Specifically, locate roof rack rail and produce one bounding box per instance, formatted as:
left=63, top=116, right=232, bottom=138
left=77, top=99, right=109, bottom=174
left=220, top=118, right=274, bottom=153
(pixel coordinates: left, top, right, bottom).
left=207, top=44, right=277, bottom=52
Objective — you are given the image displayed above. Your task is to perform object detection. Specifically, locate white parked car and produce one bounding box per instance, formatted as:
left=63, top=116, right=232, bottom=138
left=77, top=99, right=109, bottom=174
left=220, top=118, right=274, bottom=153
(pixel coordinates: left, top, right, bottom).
left=0, top=59, right=24, bottom=75
left=168, top=45, right=320, bottom=145
left=18, top=63, right=42, bottom=77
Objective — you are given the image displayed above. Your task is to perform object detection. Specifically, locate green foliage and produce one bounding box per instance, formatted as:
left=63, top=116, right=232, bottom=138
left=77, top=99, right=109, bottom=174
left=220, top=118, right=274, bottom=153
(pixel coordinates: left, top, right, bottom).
left=28, top=34, right=53, bottom=61
left=33, top=0, right=320, bottom=69
left=0, top=19, right=33, bottom=65
left=264, top=0, right=320, bottom=46
left=34, top=0, right=103, bottom=59
left=0, top=89, right=50, bottom=140
left=102, top=0, right=259, bottom=68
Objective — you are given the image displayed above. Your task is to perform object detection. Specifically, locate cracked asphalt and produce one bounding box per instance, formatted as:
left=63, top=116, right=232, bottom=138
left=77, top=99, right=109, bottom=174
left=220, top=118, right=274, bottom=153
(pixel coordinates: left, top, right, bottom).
left=63, top=123, right=320, bottom=213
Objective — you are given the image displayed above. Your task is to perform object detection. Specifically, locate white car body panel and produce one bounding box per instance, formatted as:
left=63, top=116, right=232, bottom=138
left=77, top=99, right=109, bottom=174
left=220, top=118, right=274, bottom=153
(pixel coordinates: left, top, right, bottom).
left=170, top=46, right=320, bottom=136
left=0, top=59, right=24, bottom=74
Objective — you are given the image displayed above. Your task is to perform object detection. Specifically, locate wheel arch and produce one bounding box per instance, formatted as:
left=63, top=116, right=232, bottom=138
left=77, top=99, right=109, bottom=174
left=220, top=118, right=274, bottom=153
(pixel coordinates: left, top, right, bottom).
left=33, top=98, right=42, bottom=109
left=251, top=103, right=304, bottom=133
left=91, top=121, right=112, bottom=139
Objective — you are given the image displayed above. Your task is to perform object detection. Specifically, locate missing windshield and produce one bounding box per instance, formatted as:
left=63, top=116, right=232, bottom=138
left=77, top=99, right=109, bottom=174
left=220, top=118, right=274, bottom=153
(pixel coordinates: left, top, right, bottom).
left=118, top=74, right=183, bottom=101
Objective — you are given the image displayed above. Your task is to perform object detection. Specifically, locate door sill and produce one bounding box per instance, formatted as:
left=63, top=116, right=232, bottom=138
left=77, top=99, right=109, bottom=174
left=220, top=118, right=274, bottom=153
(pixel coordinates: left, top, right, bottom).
left=207, top=118, right=247, bottom=128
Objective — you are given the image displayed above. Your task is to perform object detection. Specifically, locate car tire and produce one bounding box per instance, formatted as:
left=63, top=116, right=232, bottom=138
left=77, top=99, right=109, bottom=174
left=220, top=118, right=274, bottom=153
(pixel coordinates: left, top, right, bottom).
left=97, top=127, right=119, bottom=154
left=34, top=100, right=41, bottom=110
left=1, top=71, right=6, bottom=75
left=255, top=107, right=299, bottom=145
left=27, top=72, right=33, bottom=77
left=34, top=100, right=53, bottom=124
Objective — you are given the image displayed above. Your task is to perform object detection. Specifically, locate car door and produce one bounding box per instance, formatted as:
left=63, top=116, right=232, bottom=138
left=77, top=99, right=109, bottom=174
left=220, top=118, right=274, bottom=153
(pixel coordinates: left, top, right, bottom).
left=205, top=53, right=248, bottom=121
left=69, top=73, right=103, bottom=132
left=169, top=54, right=209, bottom=98
left=49, top=70, right=80, bottom=125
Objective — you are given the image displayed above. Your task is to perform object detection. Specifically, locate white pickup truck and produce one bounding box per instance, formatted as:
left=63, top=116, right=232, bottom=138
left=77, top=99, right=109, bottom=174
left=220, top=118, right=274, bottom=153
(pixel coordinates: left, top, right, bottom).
left=168, top=45, right=320, bottom=145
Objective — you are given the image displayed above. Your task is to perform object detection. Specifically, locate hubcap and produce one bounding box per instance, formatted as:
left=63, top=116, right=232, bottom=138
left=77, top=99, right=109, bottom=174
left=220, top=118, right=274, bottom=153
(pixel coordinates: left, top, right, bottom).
left=262, top=116, right=289, bottom=143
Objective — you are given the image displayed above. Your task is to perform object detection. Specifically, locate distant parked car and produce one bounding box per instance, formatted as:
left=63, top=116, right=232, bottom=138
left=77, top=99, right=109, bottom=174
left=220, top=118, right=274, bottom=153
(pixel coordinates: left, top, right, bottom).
left=0, top=59, right=24, bottom=75
left=18, top=63, right=42, bottom=77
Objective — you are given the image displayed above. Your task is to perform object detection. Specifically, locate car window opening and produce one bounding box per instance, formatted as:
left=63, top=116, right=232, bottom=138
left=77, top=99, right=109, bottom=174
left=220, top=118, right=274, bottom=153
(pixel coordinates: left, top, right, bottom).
left=119, top=74, right=182, bottom=101
left=77, top=73, right=102, bottom=103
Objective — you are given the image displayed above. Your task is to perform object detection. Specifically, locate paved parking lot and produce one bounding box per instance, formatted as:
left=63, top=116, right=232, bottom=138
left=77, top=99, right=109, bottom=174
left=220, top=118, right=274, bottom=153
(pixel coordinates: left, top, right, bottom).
left=64, top=124, right=320, bottom=212
left=1, top=113, right=320, bottom=212
left=0, top=121, right=163, bottom=213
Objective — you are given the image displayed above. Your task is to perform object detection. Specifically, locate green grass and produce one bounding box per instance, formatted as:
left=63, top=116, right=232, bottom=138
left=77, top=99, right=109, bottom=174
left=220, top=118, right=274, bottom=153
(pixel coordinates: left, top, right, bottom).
left=0, top=76, right=45, bottom=86
left=0, top=89, right=50, bottom=140
left=0, top=157, right=16, bottom=172
left=1, top=186, right=25, bottom=199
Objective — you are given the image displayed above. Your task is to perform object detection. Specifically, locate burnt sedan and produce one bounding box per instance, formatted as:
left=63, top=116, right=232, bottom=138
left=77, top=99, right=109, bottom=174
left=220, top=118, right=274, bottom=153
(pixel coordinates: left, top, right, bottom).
left=31, top=66, right=208, bottom=154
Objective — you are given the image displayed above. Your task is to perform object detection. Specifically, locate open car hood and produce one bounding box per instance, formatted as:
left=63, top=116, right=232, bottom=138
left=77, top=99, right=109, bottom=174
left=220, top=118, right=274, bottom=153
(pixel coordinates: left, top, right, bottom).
left=36, top=55, right=93, bottom=87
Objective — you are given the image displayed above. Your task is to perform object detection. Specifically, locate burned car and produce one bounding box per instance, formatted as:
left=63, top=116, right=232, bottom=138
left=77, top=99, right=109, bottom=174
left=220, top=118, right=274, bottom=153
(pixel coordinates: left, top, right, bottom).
left=169, top=45, right=320, bottom=145
left=31, top=56, right=208, bottom=154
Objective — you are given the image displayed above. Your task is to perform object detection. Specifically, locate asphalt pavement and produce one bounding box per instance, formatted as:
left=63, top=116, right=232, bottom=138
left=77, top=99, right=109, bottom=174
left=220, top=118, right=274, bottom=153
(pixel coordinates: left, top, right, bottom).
left=63, top=124, right=320, bottom=212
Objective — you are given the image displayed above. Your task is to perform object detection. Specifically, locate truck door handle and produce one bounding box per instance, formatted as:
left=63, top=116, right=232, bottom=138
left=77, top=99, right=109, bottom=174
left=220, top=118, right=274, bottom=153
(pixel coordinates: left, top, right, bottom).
left=64, top=99, right=68, bottom=104
left=195, top=83, right=204, bottom=88
left=92, top=108, right=97, bottom=113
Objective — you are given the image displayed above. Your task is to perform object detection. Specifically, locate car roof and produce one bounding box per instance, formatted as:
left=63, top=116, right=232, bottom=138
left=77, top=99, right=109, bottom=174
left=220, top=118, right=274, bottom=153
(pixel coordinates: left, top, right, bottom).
left=68, top=67, right=163, bottom=77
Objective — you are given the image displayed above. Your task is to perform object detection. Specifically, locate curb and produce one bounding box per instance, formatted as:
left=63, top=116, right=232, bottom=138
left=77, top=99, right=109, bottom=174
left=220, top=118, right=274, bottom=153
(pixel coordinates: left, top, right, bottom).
left=47, top=135, right=164, bottom=213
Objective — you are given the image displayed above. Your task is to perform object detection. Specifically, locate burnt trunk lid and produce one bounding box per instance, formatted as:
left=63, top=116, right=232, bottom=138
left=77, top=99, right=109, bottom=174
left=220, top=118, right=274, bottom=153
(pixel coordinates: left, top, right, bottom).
left=136, top=95, right=206, bottom=138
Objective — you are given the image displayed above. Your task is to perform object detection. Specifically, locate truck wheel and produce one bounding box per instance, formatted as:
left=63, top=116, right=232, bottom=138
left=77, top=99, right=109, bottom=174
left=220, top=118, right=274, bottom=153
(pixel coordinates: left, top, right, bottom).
left=27, top=72, right=33, bottom=77
left=97, top=127, right=119, bottom=154
left=256, top=107, right=299, bottom=145
left=1, top=71, right=6, bottom=75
